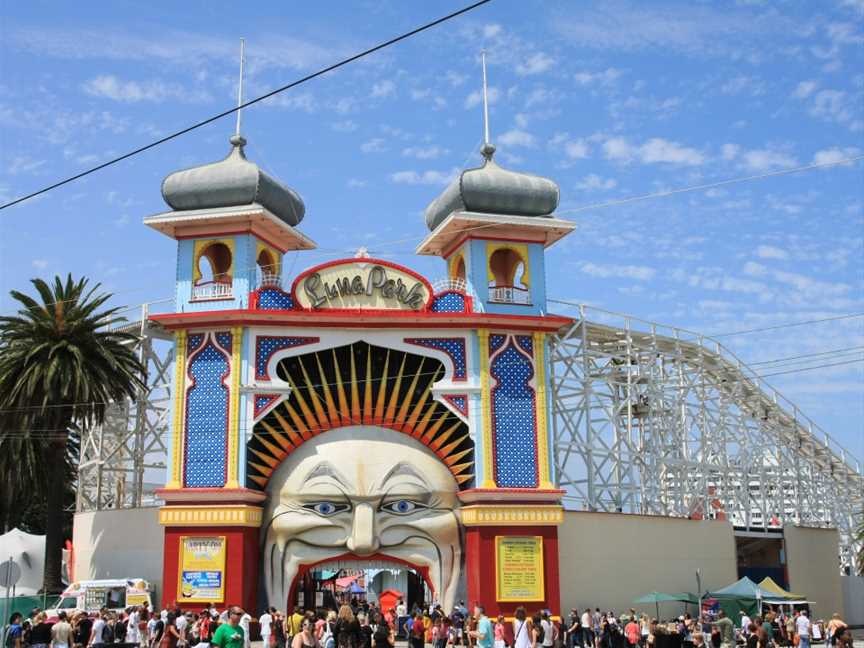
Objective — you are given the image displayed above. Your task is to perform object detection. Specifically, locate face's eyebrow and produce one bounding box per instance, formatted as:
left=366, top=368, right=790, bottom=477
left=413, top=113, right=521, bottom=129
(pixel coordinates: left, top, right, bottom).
left=378, top=461, right=431, bottom=490
left=302, top=461, right=351, bottom=489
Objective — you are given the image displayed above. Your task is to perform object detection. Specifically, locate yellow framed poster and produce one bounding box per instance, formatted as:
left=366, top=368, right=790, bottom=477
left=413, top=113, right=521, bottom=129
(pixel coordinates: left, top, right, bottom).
left=495, top=536, right=544, bottom=601
left=178, top=536, right=226, bottom=602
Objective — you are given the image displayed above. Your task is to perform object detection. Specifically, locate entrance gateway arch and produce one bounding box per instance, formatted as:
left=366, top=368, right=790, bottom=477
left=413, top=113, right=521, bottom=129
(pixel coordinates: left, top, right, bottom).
left=149, top=129, right=573, bottom=615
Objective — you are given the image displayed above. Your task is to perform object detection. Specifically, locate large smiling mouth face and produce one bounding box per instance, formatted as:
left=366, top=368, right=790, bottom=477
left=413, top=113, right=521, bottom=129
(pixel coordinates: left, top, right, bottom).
left=262, top=426, right=462, bottom=611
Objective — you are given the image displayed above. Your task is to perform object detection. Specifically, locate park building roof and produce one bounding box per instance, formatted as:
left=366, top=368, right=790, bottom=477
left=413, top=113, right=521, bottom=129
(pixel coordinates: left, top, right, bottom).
left=423, top=142, right=560, bottom=231
left=161, top=134, right=305, bottom=227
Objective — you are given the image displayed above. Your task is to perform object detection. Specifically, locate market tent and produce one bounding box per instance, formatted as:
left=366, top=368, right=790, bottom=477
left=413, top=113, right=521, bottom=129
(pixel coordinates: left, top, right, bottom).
left=707, top=576, right=786, bottom=601
left=758, top=577, right=805, bottom=601
left=0, top=528, right=46, bottom=597
left=706, top=576, right=796, bottom=618
left=633, top=591, right=684, bottom=619
left=349, top=582, right=365, bottom=594
left=336, top=574, right=359, bottom=588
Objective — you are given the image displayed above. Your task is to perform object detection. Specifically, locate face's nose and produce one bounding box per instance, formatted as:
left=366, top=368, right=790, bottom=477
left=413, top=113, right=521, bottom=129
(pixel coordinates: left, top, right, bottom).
left=346, top=502, right=379, bottom=556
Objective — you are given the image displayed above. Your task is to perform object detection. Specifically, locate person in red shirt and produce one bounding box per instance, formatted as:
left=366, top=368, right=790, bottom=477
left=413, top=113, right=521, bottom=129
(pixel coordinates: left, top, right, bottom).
left=625, top=619, right=640, bottom=648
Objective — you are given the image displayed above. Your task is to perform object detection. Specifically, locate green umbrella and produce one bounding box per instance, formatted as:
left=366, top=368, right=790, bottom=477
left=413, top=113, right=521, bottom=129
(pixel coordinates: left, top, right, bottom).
left=633, top=591, right=683, bottom=620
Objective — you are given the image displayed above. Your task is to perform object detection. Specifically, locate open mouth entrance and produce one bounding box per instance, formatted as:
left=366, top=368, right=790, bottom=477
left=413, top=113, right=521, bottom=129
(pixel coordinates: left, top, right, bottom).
left=289, top=558, right=434, bottom=616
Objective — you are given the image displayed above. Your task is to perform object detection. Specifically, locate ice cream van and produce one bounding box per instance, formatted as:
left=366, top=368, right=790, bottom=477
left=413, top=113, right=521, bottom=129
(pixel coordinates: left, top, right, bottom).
left=46, top=579, right=153, bottom=618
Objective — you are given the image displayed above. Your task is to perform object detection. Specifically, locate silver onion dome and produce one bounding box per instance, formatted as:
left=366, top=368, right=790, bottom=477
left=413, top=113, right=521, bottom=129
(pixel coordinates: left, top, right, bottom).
left=161, top=135, right=305, bottom=226
left=424, top=144, right=559, bottom=231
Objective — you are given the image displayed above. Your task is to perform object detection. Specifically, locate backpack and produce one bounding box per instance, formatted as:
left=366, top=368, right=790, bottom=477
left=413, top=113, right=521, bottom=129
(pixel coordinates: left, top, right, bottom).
left=323, top=622, right=335, bottom=648
left=103, top=623, right=116, bottom=644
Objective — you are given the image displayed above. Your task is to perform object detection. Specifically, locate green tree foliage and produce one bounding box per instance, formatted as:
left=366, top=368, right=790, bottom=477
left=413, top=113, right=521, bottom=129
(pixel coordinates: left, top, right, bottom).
left=0, top=275, right=144, bottom=593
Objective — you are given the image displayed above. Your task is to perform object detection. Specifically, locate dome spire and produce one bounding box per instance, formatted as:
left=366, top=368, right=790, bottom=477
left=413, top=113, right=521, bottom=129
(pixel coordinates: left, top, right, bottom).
left=480, top=50, right=496, bottom=161
left=233, top=37, right=246, bottom=145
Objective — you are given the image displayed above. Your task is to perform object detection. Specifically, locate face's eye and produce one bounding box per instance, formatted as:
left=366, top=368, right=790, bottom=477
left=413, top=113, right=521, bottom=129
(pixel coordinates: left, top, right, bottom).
left=303, top=501, right=350, bottom=516
left=380, top=500, right=427, bottom=515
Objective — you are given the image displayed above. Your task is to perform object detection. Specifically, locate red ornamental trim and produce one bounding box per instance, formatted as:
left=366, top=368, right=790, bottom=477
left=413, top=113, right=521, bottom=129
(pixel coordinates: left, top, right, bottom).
left=254, top=394, right=281, bottom=418
left=151, top=310, right=573, bottom=332
left=290, top=257, right=434, bottom=312
left=441, top=394, right=468, bottom=417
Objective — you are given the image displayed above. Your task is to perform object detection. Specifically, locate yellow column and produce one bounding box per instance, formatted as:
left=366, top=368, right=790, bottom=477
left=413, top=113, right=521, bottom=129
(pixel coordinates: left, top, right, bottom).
left=533, top=331, right=554, bottom=489
left=166, top=330, right=187, bottom=489
left=478, top=329, right=496, bottom=489
left=225, top=326, right=243, bottom=489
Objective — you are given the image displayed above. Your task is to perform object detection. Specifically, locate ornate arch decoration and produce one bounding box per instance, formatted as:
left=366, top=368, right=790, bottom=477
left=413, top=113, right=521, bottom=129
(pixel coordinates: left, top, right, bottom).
left=246, top=341, right=475, bottom=490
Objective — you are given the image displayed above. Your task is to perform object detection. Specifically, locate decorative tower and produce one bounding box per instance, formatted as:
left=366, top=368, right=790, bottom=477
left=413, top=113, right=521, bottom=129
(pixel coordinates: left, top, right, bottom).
left=416, top=53, right=575, bottom=614
left=144, top=45, right=316, bottom=610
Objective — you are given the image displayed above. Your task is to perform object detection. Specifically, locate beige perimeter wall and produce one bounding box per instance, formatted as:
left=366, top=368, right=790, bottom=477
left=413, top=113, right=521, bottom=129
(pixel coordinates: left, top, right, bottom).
left=783, top=525, right=842, bottom=620
left=559, top=511, right=738, bottom=615
left=73, top=507, right=164, bottom=597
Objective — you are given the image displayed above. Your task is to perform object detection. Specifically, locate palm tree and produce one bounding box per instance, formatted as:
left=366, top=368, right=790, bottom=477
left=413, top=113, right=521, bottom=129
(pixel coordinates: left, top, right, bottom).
left=0, top=275, right=145, bottom=593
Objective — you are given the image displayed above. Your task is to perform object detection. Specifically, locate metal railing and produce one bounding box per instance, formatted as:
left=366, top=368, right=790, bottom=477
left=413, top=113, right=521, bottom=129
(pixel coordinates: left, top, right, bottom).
left=191, top=281, right=233, bottom=301
left=489, top=284, right=531, bottom=305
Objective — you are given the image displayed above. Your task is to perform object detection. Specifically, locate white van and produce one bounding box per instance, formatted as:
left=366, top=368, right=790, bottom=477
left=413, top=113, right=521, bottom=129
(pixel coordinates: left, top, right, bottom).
left=47, top=579, right=154, bottom=618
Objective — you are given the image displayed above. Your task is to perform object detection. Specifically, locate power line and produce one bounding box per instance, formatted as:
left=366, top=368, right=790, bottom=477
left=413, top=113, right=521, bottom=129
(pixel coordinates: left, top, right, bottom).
left=0, top=0, right=493, bottom=211
left=712, top=312, right=864, bottom=337
left=748, top=346, right=864, bottom=366
left=557, top=154, right=864, bottom=216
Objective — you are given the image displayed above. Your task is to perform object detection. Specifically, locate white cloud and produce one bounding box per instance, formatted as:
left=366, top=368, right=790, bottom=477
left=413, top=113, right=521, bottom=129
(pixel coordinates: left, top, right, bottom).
left=811, top=146, right=861, bottom=166
left=402, top=146, right=449, bottom=160
left=580, top=262, right=656, bottom=281
left=756, top=245, right=790, bottom=260
left=389, top=168, right=458, bottom=185
left=573, top=68, right=622, bottom=86
left=564, top=139, right=590, bottom=159
left=516, top=52, right=555, bottom=76
left=82, top=75, right=203, bottom=103
left=464, top=86, right=500, bottom=109
left=795, top=87, right=864, bottom=131
left=549, top=131, right=590, bottom=159
left=604, top=137, right=704, bottom=166
left=371, top=79, right=396, bottom=99
left=360, top=138, right=387, bottom=153
left=498, top=129, right=536, bottom=148
left=793, top=80, right=818, bottom=99
left=720, top=75, right=764, bottom=96
left=445, top=71, right=468, bottom=87
left=331, top=120, right=357, bottom=133
left=31, top=259, right=48, bottom=269
left=741, top=148, right=797, bottom=171
left=551, top=2, right=795, bottom=58
left=575, top=174, right=617, bottom=192
left=721, top=143, right=740, bottom=161
left=347, top=178, right=366, bottom=188
left=483, top=24, right=502, bottom=39
left=7, top=156, right=46, bottom=175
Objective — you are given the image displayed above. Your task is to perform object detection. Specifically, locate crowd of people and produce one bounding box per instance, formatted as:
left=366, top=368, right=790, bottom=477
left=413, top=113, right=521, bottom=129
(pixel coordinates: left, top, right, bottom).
left=1, top=600, right=856, bottom=648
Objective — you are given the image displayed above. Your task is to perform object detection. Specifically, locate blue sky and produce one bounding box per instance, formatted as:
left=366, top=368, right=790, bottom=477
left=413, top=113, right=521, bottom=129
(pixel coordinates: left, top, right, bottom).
left=1, top=1, right=862, bottom=458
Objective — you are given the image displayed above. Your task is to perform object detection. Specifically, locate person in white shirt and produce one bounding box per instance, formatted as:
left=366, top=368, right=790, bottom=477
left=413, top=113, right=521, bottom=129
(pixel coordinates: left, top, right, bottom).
left=260, top=608, right=275, bottom=648
left=89, top=611, right=107, bottom=647
left=740, top=613, right=751, bottom=634
left=796, top=612, right=811, bottom=648
left=541, top=611, right=555, bottom=648
left=127, top=608, right=141, bottom=645
left=581, top=611, right=593, bottom=648
left=175, top=613, right=189, bottom=644
left=240, top=612, right=252, bottom=648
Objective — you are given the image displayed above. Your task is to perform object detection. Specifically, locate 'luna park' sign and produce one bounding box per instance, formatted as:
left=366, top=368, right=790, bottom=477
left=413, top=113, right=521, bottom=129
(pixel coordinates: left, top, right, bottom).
left=291, top=259, right=432, bottom=311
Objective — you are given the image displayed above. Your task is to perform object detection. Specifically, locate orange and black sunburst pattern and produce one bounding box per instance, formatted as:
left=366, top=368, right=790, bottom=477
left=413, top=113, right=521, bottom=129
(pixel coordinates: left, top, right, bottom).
left=247, top=341, right=475, bottom=489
